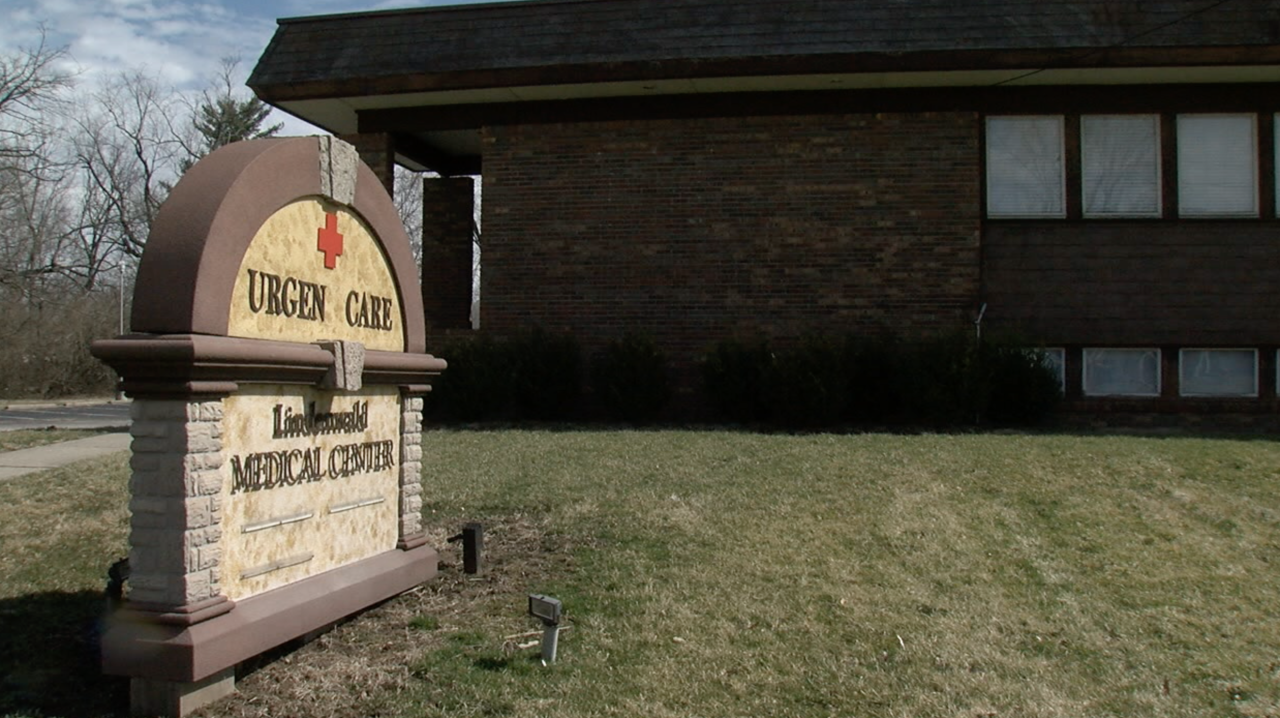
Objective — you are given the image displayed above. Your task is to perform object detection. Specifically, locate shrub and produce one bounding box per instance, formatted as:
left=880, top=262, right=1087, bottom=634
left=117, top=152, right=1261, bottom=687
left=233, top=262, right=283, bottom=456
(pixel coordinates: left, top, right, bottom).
left=984, top=344, right=1063, bottom=426
left=0, top=289, right=119, bottom=398
left=427, top=335, right=515, bottom=421
left=702, top=338, right=774, bottom=424
left=699, top=331, right=1061, bottom=430
left=767, top=335, right=849, bottom=428
left=895, top=333, right=1062, bottom=428
left=511, top=327, right=582, bottom=420
left=591, top=333, right=671, bottom=423
left=899, top=332, right=989, bottom=427
left=843, top=336, right=902, bottom=424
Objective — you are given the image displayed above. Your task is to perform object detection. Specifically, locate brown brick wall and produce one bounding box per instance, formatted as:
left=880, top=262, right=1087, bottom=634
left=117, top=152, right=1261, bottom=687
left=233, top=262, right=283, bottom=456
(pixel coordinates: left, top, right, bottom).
left=338, top=132, right=395, bottom=194
left=983, top=221, right=1280, bottom=346
left=479, top=113, right=981, bottom=369
left=421, top=176, right=476, bottom=333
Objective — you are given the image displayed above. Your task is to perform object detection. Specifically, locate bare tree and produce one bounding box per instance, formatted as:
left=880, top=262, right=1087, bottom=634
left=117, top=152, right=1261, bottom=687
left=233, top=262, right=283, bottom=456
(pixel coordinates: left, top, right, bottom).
left=0, top=152, right=73, bottom=297
left=394, top=165, right=427, bottom=267
left=0, top=29, right=71, bottom=175
left=0, top=41, right=160, bottom=396
left=0, top=31, right=78, bottom=297
left=72, top=71, right=185, bottom=261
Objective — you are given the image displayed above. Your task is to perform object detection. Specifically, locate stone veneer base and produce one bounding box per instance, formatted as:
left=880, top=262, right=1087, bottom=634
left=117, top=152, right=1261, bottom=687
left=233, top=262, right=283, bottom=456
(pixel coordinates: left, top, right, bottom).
left=103, top=546, right=437, bottom=684
left=131, top=668, right=235, bottom=717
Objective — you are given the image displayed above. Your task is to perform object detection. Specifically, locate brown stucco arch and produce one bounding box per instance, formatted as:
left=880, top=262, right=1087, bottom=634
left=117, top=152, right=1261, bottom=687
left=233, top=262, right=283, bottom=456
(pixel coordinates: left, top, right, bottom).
left=132, top=137, right=427, bottom=354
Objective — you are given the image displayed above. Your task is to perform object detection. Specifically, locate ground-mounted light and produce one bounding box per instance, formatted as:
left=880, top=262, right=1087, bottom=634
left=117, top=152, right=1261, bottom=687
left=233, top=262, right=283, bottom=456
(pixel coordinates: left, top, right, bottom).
left=527, top=594, right=563, bottom=663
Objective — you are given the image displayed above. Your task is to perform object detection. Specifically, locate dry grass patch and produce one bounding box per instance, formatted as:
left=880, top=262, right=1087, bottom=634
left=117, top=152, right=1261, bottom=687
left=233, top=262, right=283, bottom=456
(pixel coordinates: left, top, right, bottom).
left=389, top=430, right=1280, bottom=718
left=3, top=430, right=1280, bottom=717
left=197, top=514, right=575, bottom=718
left=0, top=454, right=130, bottom=718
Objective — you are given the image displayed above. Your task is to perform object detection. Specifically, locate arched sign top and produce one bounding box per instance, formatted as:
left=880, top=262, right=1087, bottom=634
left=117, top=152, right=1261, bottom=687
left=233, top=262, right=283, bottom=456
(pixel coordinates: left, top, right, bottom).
left=132, top=137, right=426, bottom=354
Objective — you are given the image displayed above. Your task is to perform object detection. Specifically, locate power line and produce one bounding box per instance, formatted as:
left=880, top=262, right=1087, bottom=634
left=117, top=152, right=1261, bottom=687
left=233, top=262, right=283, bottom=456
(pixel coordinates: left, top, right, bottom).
left=991, top=0, right=1243, bottom=87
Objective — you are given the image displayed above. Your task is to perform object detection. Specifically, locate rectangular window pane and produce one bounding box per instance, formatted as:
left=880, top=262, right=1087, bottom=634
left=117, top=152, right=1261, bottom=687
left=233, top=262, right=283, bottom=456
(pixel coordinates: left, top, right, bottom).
left=986, top=116, right=1065, bottom=218
left=1082, top=115, right=1161, bottom=217
left=1180, top=349, right=1257, bottom=397
left=1083, top=348, right=1160, bottom=396
left=1177, top=114, right=1257, bottom=217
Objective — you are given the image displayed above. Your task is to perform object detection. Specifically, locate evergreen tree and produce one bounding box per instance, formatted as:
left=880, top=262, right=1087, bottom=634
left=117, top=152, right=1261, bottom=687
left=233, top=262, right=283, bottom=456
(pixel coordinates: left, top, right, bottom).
left=181, top=58, right=282, bottom=171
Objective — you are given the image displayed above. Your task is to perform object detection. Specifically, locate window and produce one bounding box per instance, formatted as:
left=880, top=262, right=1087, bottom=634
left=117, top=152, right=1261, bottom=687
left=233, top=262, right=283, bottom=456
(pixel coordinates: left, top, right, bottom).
left=986, top=116, right=1065, bottom=218
left=1180, top=349, right=1257, bottom=397
left=1083, top=348, right=1161, bottom=397
left=1082, top=115, right=1161, bottom=217
left=1177, top=114, right=1257, bottom=217
left=1038, top=348, right=1066, bottom=393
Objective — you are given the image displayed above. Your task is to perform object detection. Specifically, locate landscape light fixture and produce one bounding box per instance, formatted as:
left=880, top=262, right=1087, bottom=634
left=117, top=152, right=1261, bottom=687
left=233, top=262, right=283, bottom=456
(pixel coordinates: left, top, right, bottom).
left=446, top=522, right=484, bottom=574
left=527, top=594, right=563, bottom=664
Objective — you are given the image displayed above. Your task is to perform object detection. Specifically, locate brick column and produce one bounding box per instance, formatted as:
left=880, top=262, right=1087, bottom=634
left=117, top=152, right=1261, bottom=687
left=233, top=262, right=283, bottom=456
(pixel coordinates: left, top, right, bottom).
left=421, top=176, right=476, bottom=331
left=338, top=132, right=395, bottom=195
left=397, top=392, right=426, bottom=549
left=126, top=398, right=230, bottom=616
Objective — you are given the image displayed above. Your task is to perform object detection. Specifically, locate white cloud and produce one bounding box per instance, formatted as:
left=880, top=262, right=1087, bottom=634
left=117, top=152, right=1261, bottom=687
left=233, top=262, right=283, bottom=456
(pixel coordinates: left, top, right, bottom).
left=4, top=0, right=522, bottom=138
left=8, top=0, right=271, bottom=88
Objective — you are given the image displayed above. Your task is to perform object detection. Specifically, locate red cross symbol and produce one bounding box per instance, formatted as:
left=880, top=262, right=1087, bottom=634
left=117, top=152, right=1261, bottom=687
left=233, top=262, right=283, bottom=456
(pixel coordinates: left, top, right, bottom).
left=317, top=212, right=344, bottom=270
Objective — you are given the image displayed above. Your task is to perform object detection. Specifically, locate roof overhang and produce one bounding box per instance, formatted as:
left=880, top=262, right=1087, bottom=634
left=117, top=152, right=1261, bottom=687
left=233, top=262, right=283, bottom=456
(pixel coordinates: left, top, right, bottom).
left=253, top=42, right=1280, bottom=175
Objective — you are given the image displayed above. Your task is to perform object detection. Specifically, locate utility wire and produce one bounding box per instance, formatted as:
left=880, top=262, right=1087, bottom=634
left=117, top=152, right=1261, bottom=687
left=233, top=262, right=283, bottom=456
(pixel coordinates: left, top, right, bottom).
left=991, top=0, right=1243, bottom=86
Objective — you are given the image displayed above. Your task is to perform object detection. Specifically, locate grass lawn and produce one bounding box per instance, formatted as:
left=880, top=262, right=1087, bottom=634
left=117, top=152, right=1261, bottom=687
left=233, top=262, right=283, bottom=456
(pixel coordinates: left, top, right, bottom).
left=3, top=430, right=1280, bottom=717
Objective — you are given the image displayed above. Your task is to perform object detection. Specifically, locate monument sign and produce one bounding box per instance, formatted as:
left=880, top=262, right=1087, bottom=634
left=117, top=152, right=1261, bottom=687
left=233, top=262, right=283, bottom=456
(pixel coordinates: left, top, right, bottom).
left=92, top=137, right=446, bottom=716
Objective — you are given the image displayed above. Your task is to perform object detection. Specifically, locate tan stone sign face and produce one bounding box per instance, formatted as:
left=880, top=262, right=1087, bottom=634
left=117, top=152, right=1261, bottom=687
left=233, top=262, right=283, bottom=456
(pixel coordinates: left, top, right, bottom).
left=94, top=139, right=443, bottom=711
left=219, top=385, right=401, bottom=600
left=228, top=199, right=405, bottom=352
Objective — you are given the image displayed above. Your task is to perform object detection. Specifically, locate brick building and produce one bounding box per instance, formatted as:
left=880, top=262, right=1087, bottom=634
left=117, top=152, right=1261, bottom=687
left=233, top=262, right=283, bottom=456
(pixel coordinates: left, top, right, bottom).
left=249, top=0, right=1280, bottom=421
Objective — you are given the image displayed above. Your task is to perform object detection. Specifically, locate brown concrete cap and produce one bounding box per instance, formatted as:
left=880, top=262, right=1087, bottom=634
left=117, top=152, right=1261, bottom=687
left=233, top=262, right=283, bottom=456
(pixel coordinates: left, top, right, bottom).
left=102, top=546, right=438, bottom=682
left=131, top=137, right=428, bottom=354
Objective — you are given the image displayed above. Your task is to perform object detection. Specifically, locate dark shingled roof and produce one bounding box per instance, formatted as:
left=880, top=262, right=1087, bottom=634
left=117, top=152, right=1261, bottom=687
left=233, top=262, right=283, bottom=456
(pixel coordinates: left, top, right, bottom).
left=250, top=0, right=1280, bottom=97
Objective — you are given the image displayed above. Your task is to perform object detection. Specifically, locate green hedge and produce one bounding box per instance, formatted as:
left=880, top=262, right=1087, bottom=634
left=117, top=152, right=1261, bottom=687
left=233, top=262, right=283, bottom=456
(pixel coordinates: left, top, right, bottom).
left=590, top=333, right=671, bottom=423
left=428, top=328, right=1059, bottom=428
left=511, top=328, right=582, bottom=421
left=429, top=328, right=583, bottom=421
left=701, top=338, right=773, bottom=424
left=427, top=335, right=516, bottom=421
left=702, top=332, right=1060, bottom=429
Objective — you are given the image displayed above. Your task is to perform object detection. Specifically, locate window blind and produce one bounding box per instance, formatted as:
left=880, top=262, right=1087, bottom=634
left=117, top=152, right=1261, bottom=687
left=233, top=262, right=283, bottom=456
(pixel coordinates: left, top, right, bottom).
left=1177, top=114, right=1257, bottom=217
left=986, top=116, right=1065, bottom=217
left=1082, top=115, right=1161, bottom=217
left=1083, top=348, right=1161, bottom=397
left=1180, top=349, right=1257, bottom=397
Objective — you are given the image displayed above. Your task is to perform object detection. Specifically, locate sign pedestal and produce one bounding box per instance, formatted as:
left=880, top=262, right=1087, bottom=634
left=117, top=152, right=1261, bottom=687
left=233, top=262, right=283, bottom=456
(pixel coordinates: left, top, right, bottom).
left=93, top=137, right=445, bottom=716
left=132, top=669, right=235, bottom=717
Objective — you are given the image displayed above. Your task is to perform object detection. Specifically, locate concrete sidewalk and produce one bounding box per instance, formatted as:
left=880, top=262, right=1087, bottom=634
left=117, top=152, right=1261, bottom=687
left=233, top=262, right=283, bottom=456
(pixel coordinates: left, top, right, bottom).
left=0, top=432, right=132, bottom=481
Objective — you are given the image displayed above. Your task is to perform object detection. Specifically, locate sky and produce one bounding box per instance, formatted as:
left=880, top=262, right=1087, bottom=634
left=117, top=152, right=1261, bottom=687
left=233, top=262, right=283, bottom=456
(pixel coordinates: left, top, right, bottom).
left=3, top=0, right=522, bottom=134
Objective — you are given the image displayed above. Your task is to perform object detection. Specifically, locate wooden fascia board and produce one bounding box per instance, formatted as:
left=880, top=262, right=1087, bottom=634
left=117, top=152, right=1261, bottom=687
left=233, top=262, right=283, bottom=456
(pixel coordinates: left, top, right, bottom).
left=358, top=82, right=1280, bottom=134
left=252, top=45, right=1280, bottom=104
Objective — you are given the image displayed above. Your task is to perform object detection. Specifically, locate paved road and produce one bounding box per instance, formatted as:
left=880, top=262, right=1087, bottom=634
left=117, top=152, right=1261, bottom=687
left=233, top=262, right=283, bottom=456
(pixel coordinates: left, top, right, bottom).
left=0, top=401, right=131, bottom=431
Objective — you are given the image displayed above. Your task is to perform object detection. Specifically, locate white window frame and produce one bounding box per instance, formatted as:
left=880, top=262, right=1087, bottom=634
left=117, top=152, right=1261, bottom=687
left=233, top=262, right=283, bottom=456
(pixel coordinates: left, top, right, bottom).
left=1176, top=113, right=1259, bottom=218
left=1179, top=349, right=1258, bottom=398
left=985, top=115, right=1067, bottom=219
left=1083, top=348, right=1162, bottom=397
left=1081, top=114, right=1162, bottom=218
